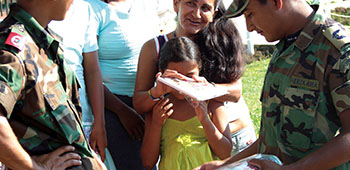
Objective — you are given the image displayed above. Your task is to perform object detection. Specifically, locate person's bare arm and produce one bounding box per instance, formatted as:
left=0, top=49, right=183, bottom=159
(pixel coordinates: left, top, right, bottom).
left=140, top=113, right=159, bottom=170
left=213, top=78, right=242, bottom=103
left=141, top=98, right=173, bottom=170
left=193, top=138, right=259, bottom=170
left=104, top=85, right=145, bottom=140
left=82, top=51, right=107, bottom=161
left=195, top=101, right=232, bottom=159
left=133, top=38, right=190, bottom=114
left=0, top=111, right=39, bottom=170
left=0, top=111, right=82, bottom=170
left=133, top=39, right=161, bottom=114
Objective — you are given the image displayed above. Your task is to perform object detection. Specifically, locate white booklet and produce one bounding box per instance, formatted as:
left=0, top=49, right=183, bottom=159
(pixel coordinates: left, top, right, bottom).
left=157, top=77, right=229, bottom=101
left=217, top=154, right=282, bottom=170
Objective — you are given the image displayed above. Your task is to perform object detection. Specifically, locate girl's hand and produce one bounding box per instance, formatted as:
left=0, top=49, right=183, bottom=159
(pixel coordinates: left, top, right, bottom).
left=194, top=100, right=210, bottom=123
left=151, top=72, right=172, bottom=98
left=162, top=69, right=190, bottom=81
left=152, top=97, right=173, bottom=127
left=152, top=69, right=191, bottom=98
left=192, top=75, right=209, bottom=84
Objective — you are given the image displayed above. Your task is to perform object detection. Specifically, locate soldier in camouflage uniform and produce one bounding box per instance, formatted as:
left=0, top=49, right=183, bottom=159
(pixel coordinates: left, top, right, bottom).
left=0, top=0, right=105, bottom=169
left=195, top=0, right=350, bottom=170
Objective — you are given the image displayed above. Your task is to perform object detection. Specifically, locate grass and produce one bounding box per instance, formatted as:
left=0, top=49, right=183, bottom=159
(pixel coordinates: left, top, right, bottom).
left=242, top=58, right=271, bottom=135
left=331, top=7, right=350, bottom=27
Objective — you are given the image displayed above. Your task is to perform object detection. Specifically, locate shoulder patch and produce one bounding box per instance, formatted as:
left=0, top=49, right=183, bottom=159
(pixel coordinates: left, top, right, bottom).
left=323, top=24, right=350, bottom=50
left=339, top=44, right=350, bottom=80
left=4, top=24, right=26, bottom=51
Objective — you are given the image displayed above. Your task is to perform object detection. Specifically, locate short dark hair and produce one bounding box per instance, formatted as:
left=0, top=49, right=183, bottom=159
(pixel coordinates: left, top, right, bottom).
left=195, top=17, right=244, bottom=83
left=159, top=37, right=202, bottom=72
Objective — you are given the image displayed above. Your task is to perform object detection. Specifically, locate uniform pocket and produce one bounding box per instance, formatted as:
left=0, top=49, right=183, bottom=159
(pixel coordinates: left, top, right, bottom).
left=44, top=84, right=80, bottom=144
left=280, top=87, right=319, bottom=150
left=44, top=85, right=67, bottom=111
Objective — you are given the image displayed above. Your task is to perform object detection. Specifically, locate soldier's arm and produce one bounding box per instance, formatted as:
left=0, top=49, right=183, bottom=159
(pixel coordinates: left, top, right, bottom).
left=0, top=45, right=83, bottom=170
left=0, top=110, right=37, bottom=170
left=0, top=50, right=38, bottom=169
left=281, top=108, right=350, bottom=170
left=0, top=110, right=84, bottom=170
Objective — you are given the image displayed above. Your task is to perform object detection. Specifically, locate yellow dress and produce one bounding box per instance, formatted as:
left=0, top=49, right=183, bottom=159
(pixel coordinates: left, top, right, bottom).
left=159, top=116, right=218, bottom=170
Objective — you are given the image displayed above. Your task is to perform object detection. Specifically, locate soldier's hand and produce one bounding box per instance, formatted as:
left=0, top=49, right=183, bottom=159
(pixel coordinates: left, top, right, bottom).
left=248, top=159, right=283, bottom=170
left=118, top=107, right=145, bottom=141
left=32, top=145, right=81, bottom=170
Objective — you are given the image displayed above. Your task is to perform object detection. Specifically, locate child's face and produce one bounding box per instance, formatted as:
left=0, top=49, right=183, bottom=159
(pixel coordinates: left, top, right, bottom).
left=167, top=61, right=200, bottom=99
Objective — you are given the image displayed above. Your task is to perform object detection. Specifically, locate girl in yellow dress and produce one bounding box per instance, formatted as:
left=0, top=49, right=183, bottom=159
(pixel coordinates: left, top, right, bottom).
left=141, top=37, right=232, bottom=170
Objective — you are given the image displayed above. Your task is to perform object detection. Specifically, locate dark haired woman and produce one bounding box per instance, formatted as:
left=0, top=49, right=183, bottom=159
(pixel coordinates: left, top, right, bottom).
left=194, top=17, right=256, bottom=156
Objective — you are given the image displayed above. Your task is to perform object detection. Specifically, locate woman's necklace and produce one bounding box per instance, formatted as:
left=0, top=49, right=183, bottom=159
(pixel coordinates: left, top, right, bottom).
left=173, top=31, right=176, bottom=38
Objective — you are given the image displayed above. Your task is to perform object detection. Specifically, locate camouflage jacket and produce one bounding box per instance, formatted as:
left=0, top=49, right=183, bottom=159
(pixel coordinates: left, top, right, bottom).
left=0, top=4, right=93, bottom=158
left=258, top=6, right=350, bottom=169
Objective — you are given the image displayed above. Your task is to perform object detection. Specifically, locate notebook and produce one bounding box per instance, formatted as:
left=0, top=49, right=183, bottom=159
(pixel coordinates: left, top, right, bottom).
left=157, top=77, right=229, bottom=101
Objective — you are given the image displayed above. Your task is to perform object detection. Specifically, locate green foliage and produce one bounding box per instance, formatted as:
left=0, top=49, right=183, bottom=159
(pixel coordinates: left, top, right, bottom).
left=243, top=45, right=275, bottom=64
left=242, top=58, right=270, bottom=134
left=307, top=0, right=344, bottom=5
left=331, top=7, right=350, bottom=26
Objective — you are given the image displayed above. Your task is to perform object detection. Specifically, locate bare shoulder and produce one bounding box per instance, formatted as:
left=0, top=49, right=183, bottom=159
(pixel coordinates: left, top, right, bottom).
left=140, top=32, right=174, bottom=60
left=135, top=38, right=160, bottom=92
left=208, top=100, right=225, bottom=113
left=139, top=38, right=158, bottom=61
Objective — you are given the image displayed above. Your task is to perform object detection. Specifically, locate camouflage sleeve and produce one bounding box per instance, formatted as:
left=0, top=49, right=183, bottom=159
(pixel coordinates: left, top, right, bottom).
left=0, top=50, right=25, bottom=118
left=330, top=44, right=350, bottom=115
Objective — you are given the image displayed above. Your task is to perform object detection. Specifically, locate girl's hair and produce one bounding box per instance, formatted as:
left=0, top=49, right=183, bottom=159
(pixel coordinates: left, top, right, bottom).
left=194, top=17, right=244, bottom=84
left=159, top=37, right=201, bottom=72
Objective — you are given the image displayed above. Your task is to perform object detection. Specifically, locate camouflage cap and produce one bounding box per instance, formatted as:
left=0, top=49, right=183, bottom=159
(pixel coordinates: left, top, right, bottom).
left=225, top=0, right=249, bottom=18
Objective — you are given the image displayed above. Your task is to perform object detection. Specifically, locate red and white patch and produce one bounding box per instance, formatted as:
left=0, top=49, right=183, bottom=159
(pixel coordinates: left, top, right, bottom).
left=5, top=32, right=25, bottom=51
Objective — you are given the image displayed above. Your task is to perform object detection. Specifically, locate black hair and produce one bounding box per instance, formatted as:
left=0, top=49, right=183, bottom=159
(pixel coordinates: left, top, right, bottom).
left=194, top=17, right=244, bottom=84
left=159, top=37, right=201, bottom=72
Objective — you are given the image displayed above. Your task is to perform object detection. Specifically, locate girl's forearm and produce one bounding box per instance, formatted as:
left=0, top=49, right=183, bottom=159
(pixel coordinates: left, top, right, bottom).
left=201, top=118, right=233, bottom=159
left=141, top=120, right=163, bottom=169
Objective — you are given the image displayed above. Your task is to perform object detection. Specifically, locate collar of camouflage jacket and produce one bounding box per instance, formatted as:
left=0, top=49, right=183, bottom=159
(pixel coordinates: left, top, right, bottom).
left=9, top=4, right=58, bottom=51
left=275, top=5, right=322, bottom=52
left=293, top=5, right=321, bottom=51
